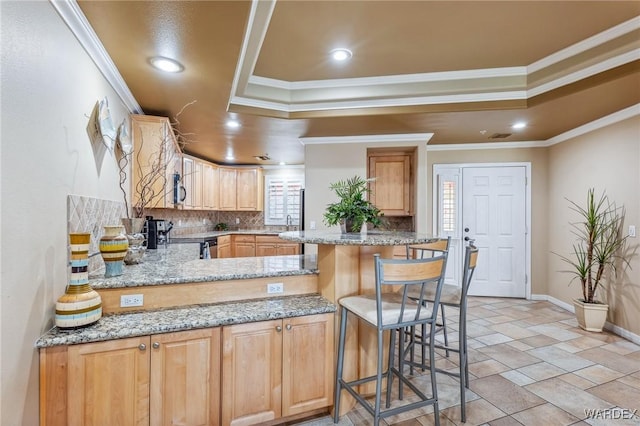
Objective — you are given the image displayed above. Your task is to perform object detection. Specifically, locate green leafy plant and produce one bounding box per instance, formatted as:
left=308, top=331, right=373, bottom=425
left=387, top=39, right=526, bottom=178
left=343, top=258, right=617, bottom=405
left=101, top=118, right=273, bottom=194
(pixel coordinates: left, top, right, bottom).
left=554, top=188, right=629, bottom=304
left=323, top=175, right=383, bottom=232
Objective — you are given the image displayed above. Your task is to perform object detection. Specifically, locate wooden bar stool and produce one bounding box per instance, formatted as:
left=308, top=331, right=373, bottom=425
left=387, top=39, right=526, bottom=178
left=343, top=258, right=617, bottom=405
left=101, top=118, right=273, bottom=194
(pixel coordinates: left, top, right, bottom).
left=333, top=253, right=447, bottom=426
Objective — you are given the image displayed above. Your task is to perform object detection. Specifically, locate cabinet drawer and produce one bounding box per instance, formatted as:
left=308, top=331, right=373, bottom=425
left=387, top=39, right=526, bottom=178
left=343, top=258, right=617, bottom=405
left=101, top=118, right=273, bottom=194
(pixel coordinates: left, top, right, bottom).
left=255, top=235, right=281, bottom=244
left=233, top=235, right=255, bottom=243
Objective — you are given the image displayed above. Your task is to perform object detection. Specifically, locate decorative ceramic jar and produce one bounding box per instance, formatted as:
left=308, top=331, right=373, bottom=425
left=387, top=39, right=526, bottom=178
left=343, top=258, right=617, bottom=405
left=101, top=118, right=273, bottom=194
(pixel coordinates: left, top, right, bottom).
left=99, top=225, right=129, bottom=277
left=55, top=233, right=102, bottom=328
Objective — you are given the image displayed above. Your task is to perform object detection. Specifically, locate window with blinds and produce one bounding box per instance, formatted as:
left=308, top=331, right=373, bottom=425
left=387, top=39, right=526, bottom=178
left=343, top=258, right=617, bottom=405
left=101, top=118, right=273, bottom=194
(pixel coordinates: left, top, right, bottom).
left=264, top=175, right=304, bottom=225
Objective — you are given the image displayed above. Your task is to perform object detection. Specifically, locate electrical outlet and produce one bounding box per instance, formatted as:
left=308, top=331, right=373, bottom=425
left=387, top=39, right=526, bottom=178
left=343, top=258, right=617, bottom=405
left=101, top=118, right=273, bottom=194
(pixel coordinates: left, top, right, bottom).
left=235, top=218, right=240, bottom=224
left=310, top=220, right=316, bottom=230
left=267, top=283, right=284, bottom=294
left=629, top=225, right=636, bottom=238
left=121, top=294, right=144, bottom=307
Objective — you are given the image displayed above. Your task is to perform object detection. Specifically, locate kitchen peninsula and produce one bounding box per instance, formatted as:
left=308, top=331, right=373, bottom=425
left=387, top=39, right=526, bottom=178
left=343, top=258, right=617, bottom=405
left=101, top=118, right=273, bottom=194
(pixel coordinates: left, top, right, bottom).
left=38, top=231, right=439, bottom=425
left=278, top=230, right=440, bottom=415
left=37, top=245, right=335, bottom=426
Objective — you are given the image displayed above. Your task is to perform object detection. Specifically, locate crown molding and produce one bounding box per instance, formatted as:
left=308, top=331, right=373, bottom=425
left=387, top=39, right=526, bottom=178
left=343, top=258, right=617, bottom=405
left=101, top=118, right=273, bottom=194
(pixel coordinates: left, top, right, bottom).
left=50, top=0, right=142, bottom=113
left=229, top=2, right=640, bottom=115
left=299, top=133, right=433, bottom=145
left=527, top=16, right=640, bottom=73
left=426, top=104, right=640, bottom=151
left=544, top=103, right=640, bottom=146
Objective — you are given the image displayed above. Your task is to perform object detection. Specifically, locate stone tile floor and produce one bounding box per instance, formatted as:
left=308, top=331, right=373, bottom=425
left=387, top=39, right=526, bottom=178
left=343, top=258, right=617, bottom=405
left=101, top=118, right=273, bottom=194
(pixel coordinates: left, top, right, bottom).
left=292, top=297, right=640, bottom=426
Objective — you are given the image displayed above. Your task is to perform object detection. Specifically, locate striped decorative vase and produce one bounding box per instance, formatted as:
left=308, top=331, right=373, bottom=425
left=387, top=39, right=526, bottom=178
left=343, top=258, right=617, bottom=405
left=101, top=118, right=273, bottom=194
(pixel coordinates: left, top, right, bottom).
left=99, top=225, right=129, bottom=277
left=55, top=233, right=102, bottom=328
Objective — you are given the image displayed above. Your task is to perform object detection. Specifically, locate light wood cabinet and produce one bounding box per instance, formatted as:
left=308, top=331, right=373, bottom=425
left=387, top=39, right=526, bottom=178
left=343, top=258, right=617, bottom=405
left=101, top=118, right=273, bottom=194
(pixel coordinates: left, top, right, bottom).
left=45, top=328, right=220, bottom=426
left=221, top=313, right=334, bottom=426
left=217, top=235, right=231, bottom=258
left=203, top=162, right=219, bottom=210
left=182, top=155, right=204, bottom=210
left=256, top=235, right=300, bottom=257
left=236, top=168, right=263, bottom=211
left=130, top=114, right=182, bottom=211
left=232, top=235, right=256, bottom=257
left=219, top=167, right=263, bottom=211
left=368, top=151, right=413, bottom=216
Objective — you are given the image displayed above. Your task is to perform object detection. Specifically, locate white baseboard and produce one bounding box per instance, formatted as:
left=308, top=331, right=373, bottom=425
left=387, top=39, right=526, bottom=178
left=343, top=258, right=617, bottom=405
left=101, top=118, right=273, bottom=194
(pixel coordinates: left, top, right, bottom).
left=530, top=294, right=640, bottom=345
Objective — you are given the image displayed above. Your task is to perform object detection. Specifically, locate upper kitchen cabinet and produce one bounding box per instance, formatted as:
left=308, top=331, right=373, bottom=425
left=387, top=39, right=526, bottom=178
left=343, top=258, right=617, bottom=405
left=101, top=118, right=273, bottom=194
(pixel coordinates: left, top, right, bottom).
left=202, top=162, right=220, bottom=210
left=219, top=166, right=264, bottom=211
left=367, top=148, right=415, bottom=216
left=130, top=115, right=182, bottom=211
left=182, top=155, right=203, bottom=210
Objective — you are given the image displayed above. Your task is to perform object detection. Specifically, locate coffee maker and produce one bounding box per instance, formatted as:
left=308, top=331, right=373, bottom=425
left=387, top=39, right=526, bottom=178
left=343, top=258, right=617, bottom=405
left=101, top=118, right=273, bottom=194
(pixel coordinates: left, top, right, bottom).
left=144, top=216, right=171, bottom=249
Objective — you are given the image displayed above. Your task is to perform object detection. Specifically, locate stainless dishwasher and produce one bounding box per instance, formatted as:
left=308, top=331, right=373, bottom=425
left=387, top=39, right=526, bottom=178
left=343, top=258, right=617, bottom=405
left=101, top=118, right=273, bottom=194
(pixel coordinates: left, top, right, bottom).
left=199, top=237, right=218, bottom=259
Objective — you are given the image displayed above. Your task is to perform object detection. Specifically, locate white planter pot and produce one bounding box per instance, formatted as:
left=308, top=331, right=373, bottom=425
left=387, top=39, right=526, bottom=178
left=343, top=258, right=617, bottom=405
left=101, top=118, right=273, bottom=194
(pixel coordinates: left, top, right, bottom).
left=573, top=299, right=608, bottom=332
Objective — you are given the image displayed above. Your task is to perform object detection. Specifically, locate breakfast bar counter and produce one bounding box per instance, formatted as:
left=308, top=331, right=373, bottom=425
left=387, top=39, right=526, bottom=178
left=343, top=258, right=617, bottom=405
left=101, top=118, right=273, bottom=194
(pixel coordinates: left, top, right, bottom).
left=279, top=230, right=440, bottom=414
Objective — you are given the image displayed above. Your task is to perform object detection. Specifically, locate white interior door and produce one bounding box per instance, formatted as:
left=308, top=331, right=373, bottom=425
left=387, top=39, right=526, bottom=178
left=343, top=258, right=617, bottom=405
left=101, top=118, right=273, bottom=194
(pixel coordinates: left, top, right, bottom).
left=462, top=166, right=526, bottom=297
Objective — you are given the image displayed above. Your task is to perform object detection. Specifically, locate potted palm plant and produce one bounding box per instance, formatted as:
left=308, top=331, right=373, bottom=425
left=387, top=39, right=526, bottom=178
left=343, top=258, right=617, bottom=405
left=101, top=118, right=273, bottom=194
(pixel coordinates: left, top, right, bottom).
left=323, top=175, right=383, bottom=233
left=555, top=188, right=629, bottom=332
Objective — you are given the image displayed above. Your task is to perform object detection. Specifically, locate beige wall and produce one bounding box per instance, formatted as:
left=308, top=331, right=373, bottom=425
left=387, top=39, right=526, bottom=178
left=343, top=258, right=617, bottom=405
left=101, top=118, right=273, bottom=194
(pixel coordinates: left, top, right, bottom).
left=547, top=117, right=640, bottom=336
left=426, top=147, right=549, bottom=295
left=1, top=2, right=130, bottom=424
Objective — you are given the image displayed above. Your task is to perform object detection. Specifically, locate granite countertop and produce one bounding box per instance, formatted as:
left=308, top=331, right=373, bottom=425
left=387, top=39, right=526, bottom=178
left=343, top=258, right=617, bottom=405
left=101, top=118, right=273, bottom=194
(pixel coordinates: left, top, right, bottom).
left=36, top=294, right=335, bottom=348
left=88, top=244, right=318, bottom=289
left=279, top=230, right=440, bottom=246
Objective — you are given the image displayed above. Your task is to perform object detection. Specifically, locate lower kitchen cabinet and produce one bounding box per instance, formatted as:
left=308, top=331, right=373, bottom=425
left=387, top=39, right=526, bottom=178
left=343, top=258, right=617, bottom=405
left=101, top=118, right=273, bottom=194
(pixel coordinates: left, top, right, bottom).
left=217, top=235, right=232, bottom=258
left=221, top=313, right=334, bottom=426
left=232, top=234, right=256, bottom=257
left=42, top=328, right=220, bottom=426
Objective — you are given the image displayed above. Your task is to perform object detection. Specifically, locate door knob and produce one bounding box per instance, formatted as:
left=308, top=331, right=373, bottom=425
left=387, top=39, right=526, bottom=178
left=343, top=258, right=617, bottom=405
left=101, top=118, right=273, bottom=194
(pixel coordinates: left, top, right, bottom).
left=464, top=236, right=470, bottom=241
left=464, top=227, right=469, bottom=232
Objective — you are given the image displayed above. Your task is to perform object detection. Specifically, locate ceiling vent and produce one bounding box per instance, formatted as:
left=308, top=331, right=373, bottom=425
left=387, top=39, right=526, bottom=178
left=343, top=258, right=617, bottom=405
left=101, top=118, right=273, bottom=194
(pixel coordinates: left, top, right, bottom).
left=489, top=133, right=512, bottom=139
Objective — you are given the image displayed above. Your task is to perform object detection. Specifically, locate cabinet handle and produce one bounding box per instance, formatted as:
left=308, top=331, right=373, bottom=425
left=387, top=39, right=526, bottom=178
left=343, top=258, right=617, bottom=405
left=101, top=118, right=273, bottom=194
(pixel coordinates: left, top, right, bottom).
left=138, top=343, right=146, bottom=351
left=276, top=325, right=282, bottom=332
left=152, top=342, right=160, bottom=349
left=285, top=324, right=292, bottom=331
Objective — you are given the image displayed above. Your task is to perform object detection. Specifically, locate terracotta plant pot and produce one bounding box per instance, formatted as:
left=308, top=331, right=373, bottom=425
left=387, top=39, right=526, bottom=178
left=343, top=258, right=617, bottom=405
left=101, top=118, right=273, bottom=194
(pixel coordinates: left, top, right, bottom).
left=573, top=299, right=608, bottom=332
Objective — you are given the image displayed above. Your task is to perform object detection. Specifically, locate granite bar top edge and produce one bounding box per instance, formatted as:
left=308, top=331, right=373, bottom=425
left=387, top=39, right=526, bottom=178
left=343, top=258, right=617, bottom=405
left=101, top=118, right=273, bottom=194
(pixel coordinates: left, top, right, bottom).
left=36, top=294, right=336, bottom=348
left=278, top=230, right=439, bottom=246
left=90, top=268, right=319, bottom=289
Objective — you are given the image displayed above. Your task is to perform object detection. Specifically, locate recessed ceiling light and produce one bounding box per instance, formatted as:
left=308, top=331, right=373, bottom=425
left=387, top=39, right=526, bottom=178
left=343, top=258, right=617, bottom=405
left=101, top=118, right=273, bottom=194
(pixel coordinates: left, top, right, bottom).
left=512, top=122, right=527, bottom=130
left=226, top=119, right=241, bottom=129
left=330, top=48, right=352, bottom=61
left=149, top=56, right=184, bottom=73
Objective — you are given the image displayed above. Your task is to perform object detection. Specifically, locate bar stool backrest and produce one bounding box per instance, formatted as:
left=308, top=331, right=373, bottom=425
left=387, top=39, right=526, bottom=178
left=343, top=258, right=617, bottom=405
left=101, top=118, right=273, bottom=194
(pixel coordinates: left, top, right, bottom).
left=406, top=237, right=451, bottom=259
left=373, top=253, right=447, bottom=329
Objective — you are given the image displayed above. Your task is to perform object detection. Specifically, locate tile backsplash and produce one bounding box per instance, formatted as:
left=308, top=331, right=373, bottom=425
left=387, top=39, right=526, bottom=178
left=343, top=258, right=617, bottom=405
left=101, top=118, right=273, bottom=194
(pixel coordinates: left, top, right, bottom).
left=67, top=195, right=126, bottom=273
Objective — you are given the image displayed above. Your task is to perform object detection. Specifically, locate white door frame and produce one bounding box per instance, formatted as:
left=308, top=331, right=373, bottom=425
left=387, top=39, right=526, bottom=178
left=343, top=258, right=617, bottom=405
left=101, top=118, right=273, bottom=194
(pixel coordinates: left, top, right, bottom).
left=432, top=162, right=532, bottom=299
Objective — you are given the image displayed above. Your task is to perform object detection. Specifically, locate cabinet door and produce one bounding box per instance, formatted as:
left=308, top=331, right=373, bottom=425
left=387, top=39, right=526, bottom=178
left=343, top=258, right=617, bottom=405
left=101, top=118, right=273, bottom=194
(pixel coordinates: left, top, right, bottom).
left=219, top=168, right=237, bottom=210
left=131, top=115, right=182, bottom=212
left=182, top=156, right=195, bottom=209
left=193, top=160, right=203, bottom=209
left=203, top=163, right=219, bottom=210
left=217, top=235, right=231, bottom=258
left=256, top=243, right=278, bottom=257
left=222, top=320, right=283, bottom=426
left=67, top=336, right=150, bottom=426
left=369, top=154, right=412, bottom=216
left=236, top=168, right=263, bottom=211
left=234, top=242, right=256, bottom=257
left=282, top=314, right=334, bottom=416
left=150, top=328, right=220, bottom=426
